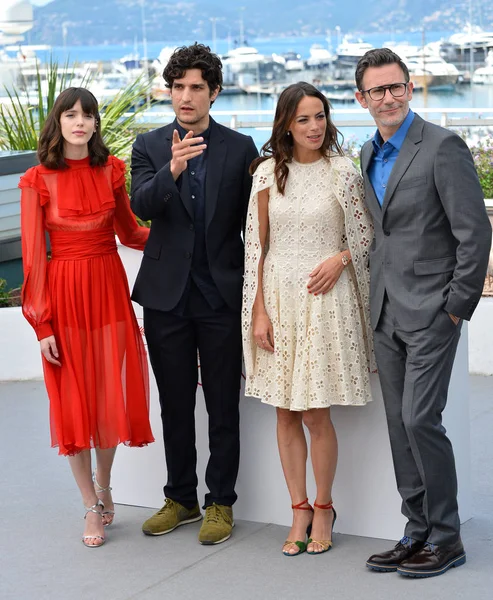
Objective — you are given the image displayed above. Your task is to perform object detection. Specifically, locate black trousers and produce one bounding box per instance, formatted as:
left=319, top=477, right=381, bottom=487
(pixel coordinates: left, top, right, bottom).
left=144, top=283, right=242, bottom=509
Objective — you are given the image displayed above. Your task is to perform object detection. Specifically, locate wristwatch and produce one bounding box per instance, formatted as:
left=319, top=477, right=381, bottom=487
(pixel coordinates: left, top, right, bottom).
left=341, top=254, right=350, bottom=267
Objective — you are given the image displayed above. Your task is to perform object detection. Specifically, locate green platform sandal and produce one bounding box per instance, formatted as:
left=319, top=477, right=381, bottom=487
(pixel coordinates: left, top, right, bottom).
left=282, top=498, right=314, bottom=557
left=307, top=501, right=337, bottom=555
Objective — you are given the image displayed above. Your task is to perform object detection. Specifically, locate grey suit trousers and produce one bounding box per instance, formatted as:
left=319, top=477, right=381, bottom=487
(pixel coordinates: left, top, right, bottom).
left=374, top=298, right=462, bottom=546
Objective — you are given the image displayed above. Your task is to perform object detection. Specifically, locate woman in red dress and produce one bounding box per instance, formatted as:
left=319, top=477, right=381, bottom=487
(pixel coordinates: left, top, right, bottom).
left=19, top=87, right=154, bottom=548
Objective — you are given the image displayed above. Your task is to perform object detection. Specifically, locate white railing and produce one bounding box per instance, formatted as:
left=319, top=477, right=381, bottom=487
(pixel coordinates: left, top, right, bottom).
left=134, top=107, right=493, bottom=131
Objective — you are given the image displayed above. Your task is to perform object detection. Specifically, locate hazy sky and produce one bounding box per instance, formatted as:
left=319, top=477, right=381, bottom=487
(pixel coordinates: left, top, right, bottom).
left=30, top=1, right=54, bottom=6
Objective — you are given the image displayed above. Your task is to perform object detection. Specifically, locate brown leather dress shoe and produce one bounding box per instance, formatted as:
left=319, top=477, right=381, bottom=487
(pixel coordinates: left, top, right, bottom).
left=366, top=537, right=425, bottom=572
left=397, top=538, right=466, bottom=578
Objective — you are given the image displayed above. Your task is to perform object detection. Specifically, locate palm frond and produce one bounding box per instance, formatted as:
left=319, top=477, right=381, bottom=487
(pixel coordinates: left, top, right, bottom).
left=0, top=60, right=151, bottom=162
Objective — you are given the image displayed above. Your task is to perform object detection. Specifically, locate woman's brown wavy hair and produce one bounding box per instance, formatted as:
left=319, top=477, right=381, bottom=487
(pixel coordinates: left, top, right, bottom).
left=250, top=82, right=343, bottom=194
left=37, top=87, right=110, bottom=169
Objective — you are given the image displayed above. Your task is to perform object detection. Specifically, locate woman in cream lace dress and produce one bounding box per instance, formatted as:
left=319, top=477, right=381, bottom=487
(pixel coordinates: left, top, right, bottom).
left=242, top=82, right=374, bottom=556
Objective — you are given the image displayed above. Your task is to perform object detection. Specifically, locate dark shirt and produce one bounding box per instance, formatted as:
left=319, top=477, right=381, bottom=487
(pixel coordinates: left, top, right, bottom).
left=173, top=121, right=225, bottom=314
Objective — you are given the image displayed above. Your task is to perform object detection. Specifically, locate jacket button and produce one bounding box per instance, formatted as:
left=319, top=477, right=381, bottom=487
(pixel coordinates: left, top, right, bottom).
left=189, top=224, right=194, bottom=231
left=384, top=230, right=390, bottom=236
left=185, top=251, right=192, bottom=259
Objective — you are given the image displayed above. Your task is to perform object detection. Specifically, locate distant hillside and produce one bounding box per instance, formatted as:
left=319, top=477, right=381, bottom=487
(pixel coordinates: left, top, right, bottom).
left=27, top=0, right=493, bottom=46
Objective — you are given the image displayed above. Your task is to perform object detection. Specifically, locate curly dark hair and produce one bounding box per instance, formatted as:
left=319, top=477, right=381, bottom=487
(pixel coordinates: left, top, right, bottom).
left=250, top=82, right=343, bottom=195
left=355, top=48, right=410, bottom=91
left=162, top=43, right=223, bottom=98
left=37, top=87, right=109, bottom=170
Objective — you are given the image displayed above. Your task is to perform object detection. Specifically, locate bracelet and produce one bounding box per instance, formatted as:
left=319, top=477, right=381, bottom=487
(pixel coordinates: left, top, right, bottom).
left=341, top=253, right=350, bottom=267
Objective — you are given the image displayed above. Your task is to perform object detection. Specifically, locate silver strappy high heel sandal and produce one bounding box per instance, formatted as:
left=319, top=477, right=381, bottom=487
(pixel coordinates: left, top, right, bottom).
left=93, top=471, right=115, bottom=527
left=82, top=500, right=105, bottom=548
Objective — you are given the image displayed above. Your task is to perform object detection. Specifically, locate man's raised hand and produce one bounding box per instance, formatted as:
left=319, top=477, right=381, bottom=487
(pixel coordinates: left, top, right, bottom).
left=170, top=129, right=206, bottom=180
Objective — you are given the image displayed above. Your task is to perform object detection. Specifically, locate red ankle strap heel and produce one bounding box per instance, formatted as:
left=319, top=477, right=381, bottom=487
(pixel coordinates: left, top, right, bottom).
left=292, top=498, right=314, bottom=511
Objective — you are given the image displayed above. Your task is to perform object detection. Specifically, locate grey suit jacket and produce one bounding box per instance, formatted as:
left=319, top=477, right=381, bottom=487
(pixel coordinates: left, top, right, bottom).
left=361, top=113, right=491, bottom=332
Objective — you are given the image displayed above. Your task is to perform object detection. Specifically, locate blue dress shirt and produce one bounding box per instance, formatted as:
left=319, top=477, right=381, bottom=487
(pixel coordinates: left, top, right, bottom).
left=368, top=109, right=415, bottom=206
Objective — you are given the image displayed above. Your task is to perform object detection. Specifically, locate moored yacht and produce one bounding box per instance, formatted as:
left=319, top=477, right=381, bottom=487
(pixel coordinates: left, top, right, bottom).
left=306, top=44, right=336, bottom=68
left=335, top=36, right=374, bottom=68
left=439, top=26, right=493, bottom=69
left=275, top=51, right=304, bottom=71
left=473, top=49, right=493, bottom=84
left=221, top=46, right=285, bottom=87
left=387, top=43, right=459, bottom=90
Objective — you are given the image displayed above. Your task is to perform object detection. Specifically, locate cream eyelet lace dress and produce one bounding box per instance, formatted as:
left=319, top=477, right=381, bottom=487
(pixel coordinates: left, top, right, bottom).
left=242, top=155, right=376, bottom=411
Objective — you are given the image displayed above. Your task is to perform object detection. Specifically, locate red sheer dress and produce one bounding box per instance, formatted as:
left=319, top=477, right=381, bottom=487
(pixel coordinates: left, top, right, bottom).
left=19, top=155, right=154, bottom=455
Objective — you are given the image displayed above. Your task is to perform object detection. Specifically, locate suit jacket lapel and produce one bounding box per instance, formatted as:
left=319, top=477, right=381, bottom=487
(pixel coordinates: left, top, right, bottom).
left=205, top=119, right=226, bottom=229
left=381, top=115, right=423, bottom=216
left=361, top=140, right=382, bottom=221
left=165, top=120, right=194, bottom=220
left=361, top=140, right=374, bottom=174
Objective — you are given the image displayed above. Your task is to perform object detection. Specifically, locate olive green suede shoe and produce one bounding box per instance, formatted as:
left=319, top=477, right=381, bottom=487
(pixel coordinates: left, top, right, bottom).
left=142, top=499, right=202, bottom=536
left=198, top=503, right=234, bottom=545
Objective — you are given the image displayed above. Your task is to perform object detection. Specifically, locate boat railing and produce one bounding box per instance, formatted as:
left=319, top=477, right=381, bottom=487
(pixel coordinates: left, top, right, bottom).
left=133, top=107, right=493, bottom=131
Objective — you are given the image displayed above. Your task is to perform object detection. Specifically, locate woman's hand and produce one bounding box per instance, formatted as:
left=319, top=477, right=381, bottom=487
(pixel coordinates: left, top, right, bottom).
left=308, top=254, right=346, bottom=295
left=253, top=311, right=275, bottom=352
left=40, top=335, right=61, bottom=366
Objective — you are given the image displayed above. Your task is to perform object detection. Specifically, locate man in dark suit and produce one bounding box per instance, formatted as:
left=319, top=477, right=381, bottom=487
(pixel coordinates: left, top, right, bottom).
left=130, top=44, right=258, bottom=545
left=355, top=48, right=491, bottom=577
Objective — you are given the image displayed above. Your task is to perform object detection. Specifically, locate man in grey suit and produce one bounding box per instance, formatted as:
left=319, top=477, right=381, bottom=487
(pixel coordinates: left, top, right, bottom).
left=355, top=48, right=491, bottom=578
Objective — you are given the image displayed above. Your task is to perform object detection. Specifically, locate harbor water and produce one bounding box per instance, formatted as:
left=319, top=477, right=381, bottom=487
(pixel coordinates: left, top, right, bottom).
left=20, top=31, right=493, bottom=146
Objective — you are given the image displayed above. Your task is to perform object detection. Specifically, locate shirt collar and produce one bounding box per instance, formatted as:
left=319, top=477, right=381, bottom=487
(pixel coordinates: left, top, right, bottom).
left=175, top=120, right=211, bottom=142
left=372, top=109, right=415, bottom=153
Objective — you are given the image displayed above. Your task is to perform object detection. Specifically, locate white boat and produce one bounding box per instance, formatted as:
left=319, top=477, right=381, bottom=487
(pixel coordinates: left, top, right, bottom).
left=152, top=46, right=177, bottom=75
left=274, top=51, right=304, bottom=72
left=324, top=90, right=355, bottom=103
left=439, top=26, right=493, bottom=69
left=387, top=43, right=459, bottom=90
left=221, top=46, right=286, bottom=87
left=72, top=72, right=138, bottom=104
left=449, top=27, right=493, bottom=52
left=306, top=44, right=336, bottom=68
left=0, top=0, right=35, bottom=96
left=239, top=82, right=287, bottom=96
left=150, top=74, right=171, bottom=103
left=222, top=46, right=266, bottom=73
left=335, top=36, right=374, bottom=68
left=473, top=50, right=493, bottom=84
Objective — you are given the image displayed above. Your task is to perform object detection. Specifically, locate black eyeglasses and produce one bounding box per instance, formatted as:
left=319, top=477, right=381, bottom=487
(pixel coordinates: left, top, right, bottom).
left=360, top=82, right=409, bottom=101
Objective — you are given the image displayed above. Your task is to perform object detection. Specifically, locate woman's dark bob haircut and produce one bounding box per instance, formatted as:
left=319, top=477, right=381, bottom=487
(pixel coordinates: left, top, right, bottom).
left=250, top=82, right=343, bottom=194
left=37, top=87, right=109, bottom=169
